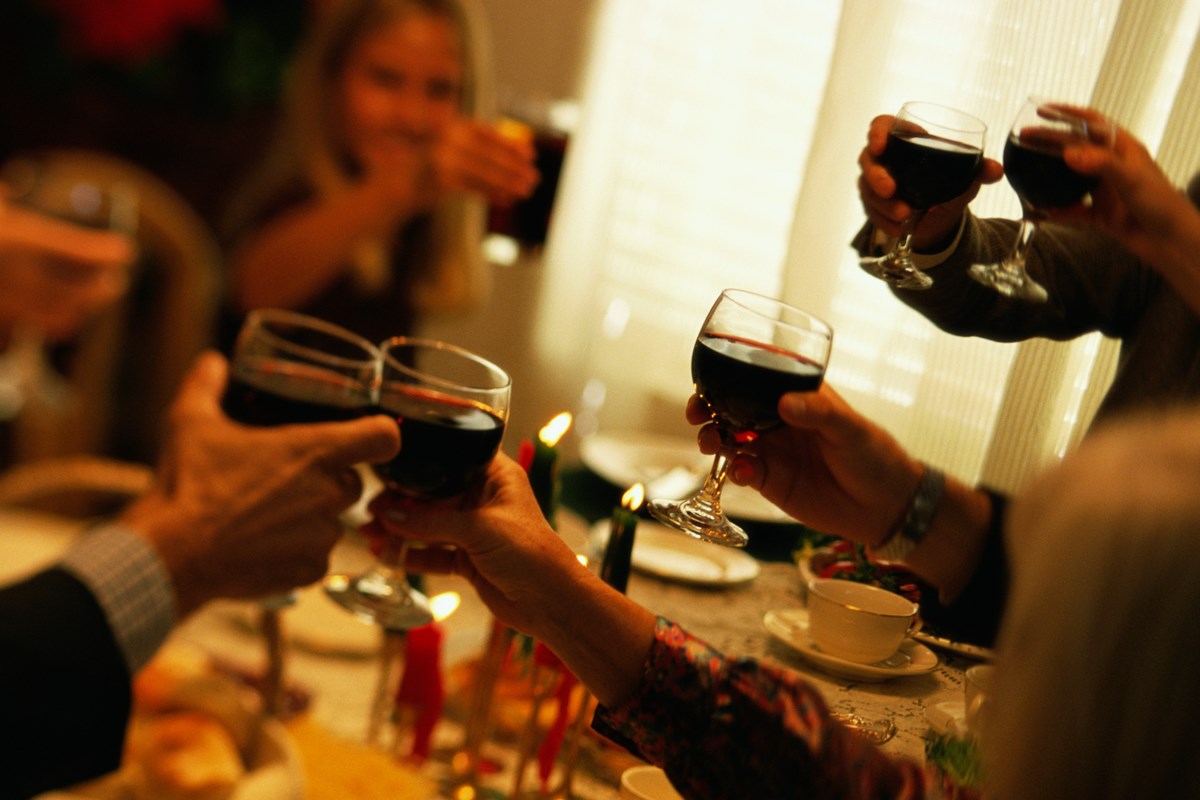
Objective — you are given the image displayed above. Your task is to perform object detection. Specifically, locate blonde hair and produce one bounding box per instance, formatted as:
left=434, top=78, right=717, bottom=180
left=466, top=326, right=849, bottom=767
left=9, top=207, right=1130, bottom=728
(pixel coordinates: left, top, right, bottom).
left=224, top=0, right=494, bottom=310
left=986, top=408, right=1200, bottom=798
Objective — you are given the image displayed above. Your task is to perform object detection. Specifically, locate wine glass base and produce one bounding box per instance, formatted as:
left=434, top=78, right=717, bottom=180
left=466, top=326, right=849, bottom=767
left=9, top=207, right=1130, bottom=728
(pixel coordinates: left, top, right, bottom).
left=967, top=262, right=1048, bottom=302
left=647, top=498, right=749, bottom=548
left=324, top=572, right=434, bottom=631
left=859, top=255, right=933, bottom=290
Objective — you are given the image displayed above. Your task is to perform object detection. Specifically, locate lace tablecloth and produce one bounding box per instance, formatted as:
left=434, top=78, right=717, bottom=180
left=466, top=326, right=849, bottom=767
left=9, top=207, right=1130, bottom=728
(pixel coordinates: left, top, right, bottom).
left=626, top=561, right=974, bottom=763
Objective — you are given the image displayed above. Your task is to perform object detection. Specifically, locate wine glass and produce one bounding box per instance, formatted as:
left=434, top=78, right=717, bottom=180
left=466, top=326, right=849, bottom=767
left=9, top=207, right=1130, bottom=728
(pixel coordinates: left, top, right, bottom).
left=968, top=97, right=1114, bottom=302
left=222, top=308, right=381, bottom=715
left=648, top=289, right=832, bottom=547
left=860, top=101, right=987, bottom=290
left=325, top=337, right=511, bottom=630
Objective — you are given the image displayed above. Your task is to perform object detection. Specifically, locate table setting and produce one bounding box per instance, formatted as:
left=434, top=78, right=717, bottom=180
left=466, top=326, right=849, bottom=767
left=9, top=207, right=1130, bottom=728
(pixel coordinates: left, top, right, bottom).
left=3, top=291, right=995, bottom=799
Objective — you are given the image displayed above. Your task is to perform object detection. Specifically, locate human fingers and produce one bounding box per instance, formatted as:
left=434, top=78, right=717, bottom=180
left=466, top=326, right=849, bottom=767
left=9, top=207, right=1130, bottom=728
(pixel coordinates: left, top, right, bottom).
left=685, top=394, right=711, bottom=425
left=867, top=114, right=895, bottom=155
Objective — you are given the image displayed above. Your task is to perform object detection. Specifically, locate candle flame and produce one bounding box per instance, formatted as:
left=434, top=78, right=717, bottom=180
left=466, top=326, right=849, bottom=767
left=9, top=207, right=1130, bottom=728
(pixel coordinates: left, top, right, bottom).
left=622, top=482, right=645, bottom=511
left=430, top=591, right=461, bottom=622
left=538, top=412, right=573, bottom=446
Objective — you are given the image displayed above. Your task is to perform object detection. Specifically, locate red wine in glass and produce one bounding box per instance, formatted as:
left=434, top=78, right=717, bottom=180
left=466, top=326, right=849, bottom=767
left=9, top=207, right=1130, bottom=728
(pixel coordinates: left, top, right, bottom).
left=1002, top=133, right=1099, bottom=211
left=692, top=333, right=825, bottom=443
left=223, top=358, right=371, bottom=426
left=325, top=336, right=511, bottom=631
left=373, top=385, right=507, bottom=499
left=860, top=102, right=987, bottom=290
left=882, top=131, right=983, bottom=209
left=969, top=98, right=1114, bottom=302
left=649, top=289, right=833, bottom=548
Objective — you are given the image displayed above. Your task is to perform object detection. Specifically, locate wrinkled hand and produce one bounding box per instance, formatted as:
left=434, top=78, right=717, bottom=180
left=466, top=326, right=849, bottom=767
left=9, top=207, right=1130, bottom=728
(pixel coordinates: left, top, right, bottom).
left=1056, top=114, right=1200, bottom=277
left=858, top=113, right=1003, bottom=250
left=688, top=383, right=923, bottom=547
left=432, top=117, right=540, bottom=206
left=374, top=453, right=586, bottom=639
left=121, top=352, right=400, bottom=617
left=0, top=198, right=135, bottom=339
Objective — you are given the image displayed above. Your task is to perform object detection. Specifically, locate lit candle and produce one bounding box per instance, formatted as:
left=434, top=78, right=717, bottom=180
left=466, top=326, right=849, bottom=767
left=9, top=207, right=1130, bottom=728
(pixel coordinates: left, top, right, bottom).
left=394, top=592, right=459, bottom=762
left=528, top=412, right=572, bottom=524
left=601, top=483, right=644, bottom=594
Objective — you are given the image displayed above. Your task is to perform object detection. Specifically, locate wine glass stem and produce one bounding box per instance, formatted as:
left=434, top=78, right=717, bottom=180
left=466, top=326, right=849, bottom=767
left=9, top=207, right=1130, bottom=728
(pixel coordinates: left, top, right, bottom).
left=379, top=536, right=414, bottom=588
left=698, top=448, right=734, bottom=505
left=1008, top=214, right=1039, bottom=269
left=892, top=210, right=926, bottom=261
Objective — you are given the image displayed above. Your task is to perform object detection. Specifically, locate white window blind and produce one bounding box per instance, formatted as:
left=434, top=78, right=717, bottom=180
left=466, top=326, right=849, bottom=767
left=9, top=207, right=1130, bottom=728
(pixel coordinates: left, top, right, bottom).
left=537, top=0, right=1200, bottom=486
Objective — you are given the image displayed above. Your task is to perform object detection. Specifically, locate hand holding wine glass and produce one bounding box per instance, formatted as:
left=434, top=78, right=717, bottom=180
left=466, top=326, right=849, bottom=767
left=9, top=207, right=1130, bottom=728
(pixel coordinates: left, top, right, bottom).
left=968, top=97, right=1115, bottom=302
left=222, top=308, right=382, bottom=714
left=859, top=102, right=987, bottom=290
left=648, top=289, right=832, bottom=548
left=325, top=337, right=511, bottom=631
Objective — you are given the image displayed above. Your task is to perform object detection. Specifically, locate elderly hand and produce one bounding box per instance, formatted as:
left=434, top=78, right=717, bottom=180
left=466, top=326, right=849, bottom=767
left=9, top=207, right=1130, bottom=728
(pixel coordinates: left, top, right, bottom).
left=858, top=113, right=1004, bottom=251
left=119, top=351, right=400, bottom=617
left=688, top=383, right=923, bottom=548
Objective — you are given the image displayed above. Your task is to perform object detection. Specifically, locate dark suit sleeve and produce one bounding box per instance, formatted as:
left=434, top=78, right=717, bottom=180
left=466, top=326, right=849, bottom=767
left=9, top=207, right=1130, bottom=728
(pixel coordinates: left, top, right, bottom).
left=917, top=489, right=1010, bottom=648
left=0, top=568, right=132, bottom=799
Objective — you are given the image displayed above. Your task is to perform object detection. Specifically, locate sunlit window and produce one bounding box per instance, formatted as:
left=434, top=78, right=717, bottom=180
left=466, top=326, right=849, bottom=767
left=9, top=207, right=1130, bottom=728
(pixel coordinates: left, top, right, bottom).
left=539, top=0, right=1200, bottom=487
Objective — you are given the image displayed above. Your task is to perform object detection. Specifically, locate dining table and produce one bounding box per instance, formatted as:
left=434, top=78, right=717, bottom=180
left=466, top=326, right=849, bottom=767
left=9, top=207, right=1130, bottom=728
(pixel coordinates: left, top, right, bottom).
left=3, top=462, right=983, bottom=799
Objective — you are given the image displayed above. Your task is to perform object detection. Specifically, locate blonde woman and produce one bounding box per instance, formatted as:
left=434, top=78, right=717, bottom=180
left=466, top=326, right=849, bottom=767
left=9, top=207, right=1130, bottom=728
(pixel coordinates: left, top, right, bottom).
left=221, top=0, right=538, bottom=344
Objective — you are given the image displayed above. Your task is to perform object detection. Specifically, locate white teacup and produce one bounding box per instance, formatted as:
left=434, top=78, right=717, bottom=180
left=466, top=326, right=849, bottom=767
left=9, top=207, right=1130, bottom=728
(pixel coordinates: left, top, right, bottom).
left=806, top=578, right=921, bottom=663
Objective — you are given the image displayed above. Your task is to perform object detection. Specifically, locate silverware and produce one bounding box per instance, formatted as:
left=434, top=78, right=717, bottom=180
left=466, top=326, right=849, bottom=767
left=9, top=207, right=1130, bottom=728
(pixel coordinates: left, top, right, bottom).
left=832, top=712, right=897, bottom=745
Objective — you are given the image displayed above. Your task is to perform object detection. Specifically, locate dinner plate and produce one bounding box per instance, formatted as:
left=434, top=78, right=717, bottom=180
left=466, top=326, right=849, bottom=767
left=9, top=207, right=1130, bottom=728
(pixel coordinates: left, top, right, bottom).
left=763, top=607, right=938, bottom=682
left=590, top=520, right=761, bottom=587
left=580, top=430, right=792, bottom=523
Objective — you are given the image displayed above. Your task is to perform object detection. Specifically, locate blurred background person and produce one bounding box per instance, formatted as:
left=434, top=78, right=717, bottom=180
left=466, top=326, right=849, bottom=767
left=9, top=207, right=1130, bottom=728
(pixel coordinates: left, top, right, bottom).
left=219, top=0, right=539, bottom=349
left=0, top=189, right=136, bottom=471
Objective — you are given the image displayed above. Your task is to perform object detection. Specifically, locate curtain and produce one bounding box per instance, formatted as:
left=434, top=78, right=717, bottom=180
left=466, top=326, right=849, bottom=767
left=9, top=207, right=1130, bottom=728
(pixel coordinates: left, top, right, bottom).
left=535, top=0, right=1200, bottom=488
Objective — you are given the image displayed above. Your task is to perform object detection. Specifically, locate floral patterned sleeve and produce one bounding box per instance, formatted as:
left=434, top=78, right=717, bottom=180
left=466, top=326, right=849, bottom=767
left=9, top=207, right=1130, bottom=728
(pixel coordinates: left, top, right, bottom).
left=592, top=618, right=927, bottom=800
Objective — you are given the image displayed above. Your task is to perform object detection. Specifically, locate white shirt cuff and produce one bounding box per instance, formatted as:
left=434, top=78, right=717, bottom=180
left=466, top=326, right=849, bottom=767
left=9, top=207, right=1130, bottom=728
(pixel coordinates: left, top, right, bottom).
left=60, top=524, right=175, bottom=674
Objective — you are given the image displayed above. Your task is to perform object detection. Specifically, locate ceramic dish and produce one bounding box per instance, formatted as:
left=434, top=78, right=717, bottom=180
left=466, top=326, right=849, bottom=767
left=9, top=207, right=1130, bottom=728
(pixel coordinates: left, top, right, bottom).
left=580, top=430, right=792, bottom=523
left=590, top=520, right=761, bottom=587
left=763, top=607, right=938, bottom=682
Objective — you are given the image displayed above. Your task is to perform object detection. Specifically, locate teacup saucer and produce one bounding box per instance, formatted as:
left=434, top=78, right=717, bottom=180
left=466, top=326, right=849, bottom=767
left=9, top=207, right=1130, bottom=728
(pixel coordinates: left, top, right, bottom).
left=763, top=608, right=938, bottom=682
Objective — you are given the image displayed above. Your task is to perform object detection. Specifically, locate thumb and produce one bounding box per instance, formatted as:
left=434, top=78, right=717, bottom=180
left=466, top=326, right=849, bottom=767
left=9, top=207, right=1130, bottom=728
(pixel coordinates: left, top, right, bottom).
left=303, top=414, right=401, bottom=470
left=170, top=350, right=229, bottom=422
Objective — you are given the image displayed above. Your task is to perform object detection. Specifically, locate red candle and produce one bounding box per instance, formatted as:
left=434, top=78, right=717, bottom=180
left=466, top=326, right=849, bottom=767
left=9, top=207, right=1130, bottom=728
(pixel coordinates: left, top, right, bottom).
left=535, top=642, right=579, bottom=791
left=395, top=621, right=446, bottom=762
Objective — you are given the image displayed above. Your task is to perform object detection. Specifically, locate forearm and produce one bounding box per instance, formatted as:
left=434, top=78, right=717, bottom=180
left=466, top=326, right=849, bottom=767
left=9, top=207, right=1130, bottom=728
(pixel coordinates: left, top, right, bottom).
left=528, top=564, right=657, bottom=707
left=900, top=475, right=994, bottom=602
left=229, top=182, right=406, bottom=311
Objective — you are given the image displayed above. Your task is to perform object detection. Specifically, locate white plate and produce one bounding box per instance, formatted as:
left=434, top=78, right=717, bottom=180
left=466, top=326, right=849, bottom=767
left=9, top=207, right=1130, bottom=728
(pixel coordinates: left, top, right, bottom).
left=762, top=607, right=938, bottom=682
left=590, top=520, right=761, bottom=587
left=580, top=430, right=792, bottom=523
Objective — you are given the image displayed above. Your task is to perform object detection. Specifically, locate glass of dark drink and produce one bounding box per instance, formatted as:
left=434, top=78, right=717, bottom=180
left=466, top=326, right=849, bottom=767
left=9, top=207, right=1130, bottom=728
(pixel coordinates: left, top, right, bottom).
left=968, top=97, right=1114, bottom=302
left=222, top=308, right=380, bottom=714
left=648, top=289, right=832, bottom=548
left=325, top=337, right=511, bottom=630
left=860, top=101, right=986, bottom=290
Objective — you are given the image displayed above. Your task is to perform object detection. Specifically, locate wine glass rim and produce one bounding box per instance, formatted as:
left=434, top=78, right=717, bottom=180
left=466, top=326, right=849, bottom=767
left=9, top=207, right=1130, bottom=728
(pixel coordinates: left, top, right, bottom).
left=717, top=288, right=833, bottom=338
left=898, top=100, right=987, bottom=135
left=241, top=308, right=380, bottom=368
left=380, top=336, right=512, bottom=393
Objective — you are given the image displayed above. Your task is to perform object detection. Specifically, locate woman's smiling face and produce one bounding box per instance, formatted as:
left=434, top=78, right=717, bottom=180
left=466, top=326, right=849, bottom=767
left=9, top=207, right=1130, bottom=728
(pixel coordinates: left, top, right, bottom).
left=337, top=11, right=463, bottom=171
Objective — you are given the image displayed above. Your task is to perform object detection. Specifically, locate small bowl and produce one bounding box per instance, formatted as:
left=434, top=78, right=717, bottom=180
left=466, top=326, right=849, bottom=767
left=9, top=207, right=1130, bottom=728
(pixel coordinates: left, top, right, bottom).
left=620, top=765, right=685, bottom=800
